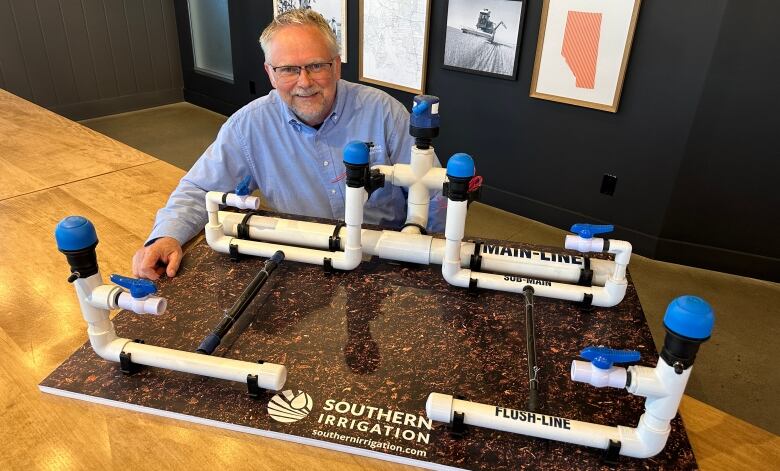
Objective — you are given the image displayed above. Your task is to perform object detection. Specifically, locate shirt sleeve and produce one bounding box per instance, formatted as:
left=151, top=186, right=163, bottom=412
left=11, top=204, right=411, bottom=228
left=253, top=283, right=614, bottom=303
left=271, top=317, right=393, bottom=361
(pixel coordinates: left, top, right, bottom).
left=146, top=118, right=254, bottom=245
left=385, top=98, right=447, bottom=234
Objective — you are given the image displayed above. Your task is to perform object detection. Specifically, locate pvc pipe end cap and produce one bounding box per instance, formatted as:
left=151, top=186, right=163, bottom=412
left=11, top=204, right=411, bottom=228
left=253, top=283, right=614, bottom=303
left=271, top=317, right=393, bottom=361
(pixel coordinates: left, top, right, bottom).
left=267, top=365, right=288, bottom=391
left=425, top=393, right=454, bottom=423
left=55, top=216, right=98, bottom=251
left=664, top=295, right=714, bottom=340
left=343, top=141, right=370, bottom=165
left=446, top=153, right=475, bottom=178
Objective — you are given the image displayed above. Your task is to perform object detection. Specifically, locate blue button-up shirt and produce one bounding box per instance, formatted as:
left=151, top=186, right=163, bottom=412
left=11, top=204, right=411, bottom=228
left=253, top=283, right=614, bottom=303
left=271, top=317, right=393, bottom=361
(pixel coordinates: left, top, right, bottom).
left=148, top=80, right=445, bottom=245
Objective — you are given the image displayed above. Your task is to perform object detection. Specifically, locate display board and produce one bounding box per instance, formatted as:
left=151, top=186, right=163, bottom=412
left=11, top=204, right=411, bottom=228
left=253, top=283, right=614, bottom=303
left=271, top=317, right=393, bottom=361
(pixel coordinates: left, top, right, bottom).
left=41, top=225, right=697, bottom=470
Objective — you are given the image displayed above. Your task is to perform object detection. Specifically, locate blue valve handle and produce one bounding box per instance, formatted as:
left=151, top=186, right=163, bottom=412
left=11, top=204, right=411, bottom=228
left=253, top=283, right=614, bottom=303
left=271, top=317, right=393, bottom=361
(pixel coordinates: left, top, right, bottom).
left=110, top=274, right=157, bottom=298
left=580, top=346, right=640, bottom=370
left=234, top=175, right=252, bottom=196
left=412, top=100, right=430, bottom=115
left=570, top=223, right=614, bottom=239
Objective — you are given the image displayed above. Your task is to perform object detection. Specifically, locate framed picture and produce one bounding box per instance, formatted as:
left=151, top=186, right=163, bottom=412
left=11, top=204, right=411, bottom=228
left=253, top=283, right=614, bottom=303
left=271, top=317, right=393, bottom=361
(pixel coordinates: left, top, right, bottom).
left=442, top=0, right=526, bottom=80
left=273, top=0, right=348, bottom=63
left=359, top=0, right=431, bottom=94
left=530, top=0, right=641, bottom=112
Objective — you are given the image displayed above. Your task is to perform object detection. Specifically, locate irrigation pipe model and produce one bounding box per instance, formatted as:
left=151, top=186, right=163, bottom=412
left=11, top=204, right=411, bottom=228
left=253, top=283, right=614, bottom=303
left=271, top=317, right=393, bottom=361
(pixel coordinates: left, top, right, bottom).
left=55, top=216, right=287, bottom=392
left=426, top=296, right=714, bottom=460
left=205, top=95, right=633, bottom=307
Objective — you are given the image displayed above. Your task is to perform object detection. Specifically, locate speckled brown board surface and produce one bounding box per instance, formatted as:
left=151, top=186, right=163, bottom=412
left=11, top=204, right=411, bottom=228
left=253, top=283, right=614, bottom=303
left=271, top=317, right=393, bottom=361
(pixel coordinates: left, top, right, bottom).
left=41, top=222, right=697, bottom=470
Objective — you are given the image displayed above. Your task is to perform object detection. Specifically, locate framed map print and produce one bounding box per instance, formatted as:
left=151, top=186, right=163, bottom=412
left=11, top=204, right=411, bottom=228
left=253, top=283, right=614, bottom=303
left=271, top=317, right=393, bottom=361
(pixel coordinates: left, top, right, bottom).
left=359, top=0, right=431, bottom=94
left=273, top=0, right=348, bottom=63
left=530, top=0, right=641, bottom=112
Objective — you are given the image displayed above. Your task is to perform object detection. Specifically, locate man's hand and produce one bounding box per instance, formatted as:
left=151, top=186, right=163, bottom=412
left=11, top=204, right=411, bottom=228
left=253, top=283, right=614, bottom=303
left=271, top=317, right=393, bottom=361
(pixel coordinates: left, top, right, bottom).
left=132, top=237, right=183, bottom=280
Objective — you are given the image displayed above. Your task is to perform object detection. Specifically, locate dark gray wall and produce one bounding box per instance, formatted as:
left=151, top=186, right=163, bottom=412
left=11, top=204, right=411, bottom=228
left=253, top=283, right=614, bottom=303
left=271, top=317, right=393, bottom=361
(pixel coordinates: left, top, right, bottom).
left=176, top=0, right=779, bottom=281
left=0, top=0, right=183, bottom=120
left=658, top=0, right=780, bottom=280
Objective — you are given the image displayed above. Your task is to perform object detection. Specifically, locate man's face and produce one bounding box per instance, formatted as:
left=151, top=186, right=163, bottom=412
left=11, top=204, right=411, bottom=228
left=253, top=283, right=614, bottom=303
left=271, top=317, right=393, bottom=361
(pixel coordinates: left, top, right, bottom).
left=264, top=25, right=341, bottom=126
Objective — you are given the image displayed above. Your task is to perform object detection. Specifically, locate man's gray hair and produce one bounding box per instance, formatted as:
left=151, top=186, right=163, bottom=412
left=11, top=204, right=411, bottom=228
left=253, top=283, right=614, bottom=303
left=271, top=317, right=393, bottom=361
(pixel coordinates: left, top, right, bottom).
left=259, top=9, right=339, bottom=61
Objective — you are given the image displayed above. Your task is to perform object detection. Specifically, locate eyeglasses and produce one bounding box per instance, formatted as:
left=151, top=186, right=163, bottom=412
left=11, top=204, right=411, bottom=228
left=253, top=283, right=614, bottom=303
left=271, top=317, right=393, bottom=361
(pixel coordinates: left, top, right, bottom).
left=269, top=59, right=336, bottom=81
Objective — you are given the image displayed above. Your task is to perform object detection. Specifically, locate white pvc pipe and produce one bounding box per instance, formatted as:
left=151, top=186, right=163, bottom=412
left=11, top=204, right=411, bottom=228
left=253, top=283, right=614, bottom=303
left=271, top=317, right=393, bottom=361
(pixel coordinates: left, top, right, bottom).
left=218, top=212, right=614, bottom=286
left=87, top=283, right=167, bottom=315
left=565, top=235, right=633, bottom=282
left=571, top=361, right=628, bottom=388
left=207, top=186, right=367, bottom=270
left=565, top=235, right=605, bottom=253
left=374, top=145, right=448, bottom=235
left=116, top=292, right=167, bottom=315
left=72, top=273, right=287, bottom=391
left=427, top=354, right=696, bottom=459
left=221, top=213, right=335, bottom=249
left=426, top=393, right=622, bottom=451
left=426, top=392, right=668, bottom=459
left=441, top=199, right=627, bottom=306
left=122, top=342, right=286, bottom=390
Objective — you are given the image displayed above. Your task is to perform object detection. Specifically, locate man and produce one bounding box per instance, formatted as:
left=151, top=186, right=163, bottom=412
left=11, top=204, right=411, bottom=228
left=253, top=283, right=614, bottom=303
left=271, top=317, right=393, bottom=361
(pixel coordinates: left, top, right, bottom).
left=133, top=9, right=444, bottom=280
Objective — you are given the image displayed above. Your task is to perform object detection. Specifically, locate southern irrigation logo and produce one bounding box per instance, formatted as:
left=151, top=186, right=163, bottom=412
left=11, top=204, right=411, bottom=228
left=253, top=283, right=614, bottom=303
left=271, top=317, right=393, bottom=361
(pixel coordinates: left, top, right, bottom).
left=267, top=390, right=313, bottom=423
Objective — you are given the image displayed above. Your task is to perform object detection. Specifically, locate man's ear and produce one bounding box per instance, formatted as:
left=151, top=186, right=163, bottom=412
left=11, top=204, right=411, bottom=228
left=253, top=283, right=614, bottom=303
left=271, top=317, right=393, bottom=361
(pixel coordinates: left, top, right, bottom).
left=334, top=56, right=342, bottom=80
left=264, top=63, right=277, bottom=89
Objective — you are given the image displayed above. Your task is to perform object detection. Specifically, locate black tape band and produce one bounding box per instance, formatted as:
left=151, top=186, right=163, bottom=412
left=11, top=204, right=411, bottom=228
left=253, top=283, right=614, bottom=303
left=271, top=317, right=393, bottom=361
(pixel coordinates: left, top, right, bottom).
left=603, top=439, right=621, bottom=466
left=581, top=293, right=593, bottom=307
left=468, top=278, right=478, bottom=290
left=229, top=241, right=240, bottom=262
left=470, top=241, right=483, bottom=271
left=237, top=212, right=255, bottom=240
left=329, top=222, right=346, bottom=251
left=578, top=256, right=594, bottom=286
left=401, top=222, right=427, bottom=235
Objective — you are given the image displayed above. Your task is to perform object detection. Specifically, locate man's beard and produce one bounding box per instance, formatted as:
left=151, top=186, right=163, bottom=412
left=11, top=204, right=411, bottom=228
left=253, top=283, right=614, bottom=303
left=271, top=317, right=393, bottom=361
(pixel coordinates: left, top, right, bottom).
left=291, top=86, right=328, bottom=125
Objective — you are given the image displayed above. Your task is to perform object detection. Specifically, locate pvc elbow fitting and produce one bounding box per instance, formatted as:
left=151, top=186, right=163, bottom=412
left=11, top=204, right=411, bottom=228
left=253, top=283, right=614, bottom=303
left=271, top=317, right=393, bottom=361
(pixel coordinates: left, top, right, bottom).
left=571, top=361, right=627, bottom=388
left=609, top=240, right=633, bottom=266
left=590, top=279, right=628, bottom=307
left=442, top=262, right=470, bottom=288
left=205, top=191, right=223, bottom=212
left=89, top=336, right=130, bottom=362
left=333, top=247, right=362, bottom=271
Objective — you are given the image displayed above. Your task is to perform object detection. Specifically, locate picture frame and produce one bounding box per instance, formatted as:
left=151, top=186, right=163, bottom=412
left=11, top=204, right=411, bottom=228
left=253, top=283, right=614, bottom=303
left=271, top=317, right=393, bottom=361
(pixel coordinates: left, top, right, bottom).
left=442, top=0, right=527, bottom=80
left=530, top=0, right=642, bottom=112
left=273, top=0, right=348, bottom=63
left=359, top=0, right=431, bottom=94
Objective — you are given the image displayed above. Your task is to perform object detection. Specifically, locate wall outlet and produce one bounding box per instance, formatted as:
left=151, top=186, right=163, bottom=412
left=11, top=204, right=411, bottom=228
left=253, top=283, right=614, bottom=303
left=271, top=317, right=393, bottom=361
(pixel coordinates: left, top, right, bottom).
left=601, top=174, right=617, bottom=196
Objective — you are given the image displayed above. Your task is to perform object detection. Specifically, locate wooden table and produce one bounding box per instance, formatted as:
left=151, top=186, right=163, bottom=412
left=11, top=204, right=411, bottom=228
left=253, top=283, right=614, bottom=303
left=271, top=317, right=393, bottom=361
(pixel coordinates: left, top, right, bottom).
left=0, top=89, right=777, bottom=470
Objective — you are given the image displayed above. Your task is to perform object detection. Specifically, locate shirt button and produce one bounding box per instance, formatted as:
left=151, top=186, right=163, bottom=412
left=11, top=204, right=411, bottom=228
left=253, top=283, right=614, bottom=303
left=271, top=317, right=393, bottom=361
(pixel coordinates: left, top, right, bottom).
left=331, top=189, right=336, bottom=194
left=324, top=161, right=329, bottom=166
